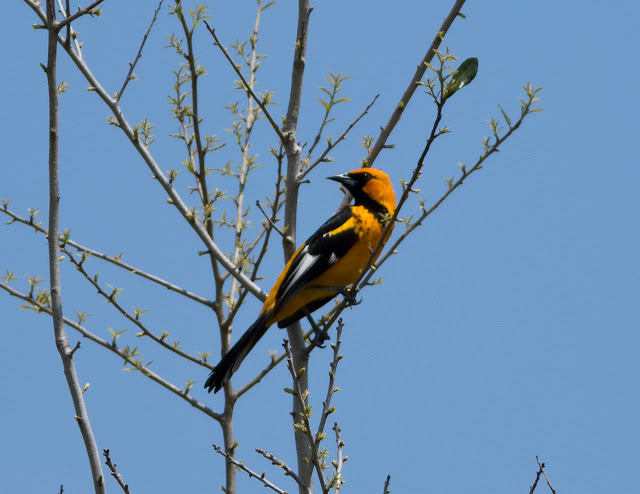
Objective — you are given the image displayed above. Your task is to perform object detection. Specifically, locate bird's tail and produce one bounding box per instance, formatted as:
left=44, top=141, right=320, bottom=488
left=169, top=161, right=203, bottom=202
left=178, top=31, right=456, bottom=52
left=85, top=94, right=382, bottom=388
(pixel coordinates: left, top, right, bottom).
left=204, top=313, right=271, bottom=393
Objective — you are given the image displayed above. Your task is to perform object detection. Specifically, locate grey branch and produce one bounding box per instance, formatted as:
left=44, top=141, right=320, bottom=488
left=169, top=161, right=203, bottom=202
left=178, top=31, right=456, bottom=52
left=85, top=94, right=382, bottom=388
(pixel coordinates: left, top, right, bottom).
left=283, top=339, right=329, bottom=494
left=282, top=2, right=314, bottom=491
left=235, top=351, right=287, bottom=398
left=44, top=0, right=106, bottom=491
left=103, top=449, right=131, bottom=494
left=63, top=247, right=214, bottom=370
left=534, top=456, right=557, bottom=494
left=382, top=475, right=391, bottom=494
left=0, top=205, right=215, bottom=308
left=300, top=94, right=379, bottom=180
left=316, top=320, right=344, bottom=438
left=203, top=20, right=286, bottom=143
left=365, top=0, right=467, bottom=166
left=116, top=0, right=165, bottom=101
left=56, top=0, right=104, bottom=31
left=331, top=423, right=345, bottom=494
left=212, top=444, right=288, bottom=494
left=24, top=0, right=266, bottom=302
left=0, top=281, right=223, bottom=422
left=256, top=448, right=305, bottom=487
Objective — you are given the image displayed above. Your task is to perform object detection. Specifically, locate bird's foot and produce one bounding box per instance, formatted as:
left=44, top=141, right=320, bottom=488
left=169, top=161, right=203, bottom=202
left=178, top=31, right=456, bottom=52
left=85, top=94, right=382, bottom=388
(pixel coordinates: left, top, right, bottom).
left=314, top=285, right=362, bottom=307
left=303, top=307, right=330, bottom=348
left=309, top=326, right=331, bottom=348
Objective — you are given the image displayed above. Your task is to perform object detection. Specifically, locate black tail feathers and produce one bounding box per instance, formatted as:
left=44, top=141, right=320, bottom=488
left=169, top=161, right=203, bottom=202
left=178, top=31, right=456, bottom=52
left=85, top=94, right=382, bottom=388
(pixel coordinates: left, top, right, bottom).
left=204, top=313, right=270, bottom=393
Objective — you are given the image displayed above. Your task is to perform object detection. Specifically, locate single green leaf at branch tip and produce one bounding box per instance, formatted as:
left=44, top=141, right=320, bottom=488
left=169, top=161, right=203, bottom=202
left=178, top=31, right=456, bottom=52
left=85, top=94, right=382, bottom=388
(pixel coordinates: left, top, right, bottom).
left=447, top=57, right=478, bottom=98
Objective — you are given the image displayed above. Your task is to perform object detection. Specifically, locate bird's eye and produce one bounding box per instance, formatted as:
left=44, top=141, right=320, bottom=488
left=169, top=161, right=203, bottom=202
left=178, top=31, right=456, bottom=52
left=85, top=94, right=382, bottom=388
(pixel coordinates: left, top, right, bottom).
left=361, top=172, right=371, bottom=181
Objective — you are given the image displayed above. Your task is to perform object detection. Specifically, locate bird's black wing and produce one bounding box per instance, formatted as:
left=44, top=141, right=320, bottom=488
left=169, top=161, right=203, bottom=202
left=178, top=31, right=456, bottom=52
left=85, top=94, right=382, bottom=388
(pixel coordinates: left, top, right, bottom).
left=273, top=206, right=359, bottom=312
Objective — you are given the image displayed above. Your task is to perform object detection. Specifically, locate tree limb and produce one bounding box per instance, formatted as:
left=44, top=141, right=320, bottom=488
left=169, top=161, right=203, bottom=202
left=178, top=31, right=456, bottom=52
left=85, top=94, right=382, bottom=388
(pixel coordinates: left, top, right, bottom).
left=24, top=0, right=267, bottom=302
left=0, top=281, right=223, bottom=422
left=44, top=1, right=105, bottom=491
left=0, top=204, right=215, bottom=308
left=212, top=444, right=289, bottom=494
left=115, top=0, right=165, bottom=101
left=365, top=0, right=466, bottom=166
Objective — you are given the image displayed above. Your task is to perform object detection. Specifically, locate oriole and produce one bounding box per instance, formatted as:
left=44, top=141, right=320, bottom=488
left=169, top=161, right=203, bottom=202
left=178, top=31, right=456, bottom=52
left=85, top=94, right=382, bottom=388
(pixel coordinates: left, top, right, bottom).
left=205, top=168, right=396, bottom=393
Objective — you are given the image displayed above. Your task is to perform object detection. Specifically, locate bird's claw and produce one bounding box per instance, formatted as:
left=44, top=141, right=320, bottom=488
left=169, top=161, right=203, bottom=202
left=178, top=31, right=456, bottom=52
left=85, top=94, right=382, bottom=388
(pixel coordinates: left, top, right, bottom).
left=309, top=327, right=330, bottom=349
left=341, top=288, right=361, bottom=307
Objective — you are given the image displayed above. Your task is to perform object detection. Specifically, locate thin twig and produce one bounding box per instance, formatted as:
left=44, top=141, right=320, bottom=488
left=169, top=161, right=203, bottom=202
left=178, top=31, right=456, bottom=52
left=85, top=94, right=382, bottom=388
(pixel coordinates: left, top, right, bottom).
left=256, top=200, right=285, bottom=238
left=316, top=320, right=344, bottom=437
left=116, top=0, right=165, bottom=101
left=69, top=340, right=82, bottom=358
left=367, top=84, right=541, bottom=279
left=236, top=325, right=316, bottom=399
left=0, top=205, right=215, bottom=308
left=365, top=0, right=466, bottom=166
left=301, top=94, right=379, bottom=180
left=64, top=0, right=70, bottom=48
left=24, top=0, right=266, bottom=301
left=103, top=449, right=131, bottom=494
left=332, top=423, right=345, bottom=494
left=226, top=1, right=266, bottom=315
left=382, top=475, right=391, bottom=494
left=203, top=20, right=286, bottom=143
left=56, top=0, right=104, bottom=31
left=63, top=247, right=214, bottom=370
left=536, top=456, right=557, bottom=494
left=212, top=444, right=288, bottom=494
left=224, top=153, right=285, bottom=326
left=54, top=0, right=84, bottom=57
left=256, top=448, right=305, bottom=487
left=529, top=458, right=545, bottom=494
left=235, top=352, right=287, bottom=398
left=0, top=281, right=223, bottom=422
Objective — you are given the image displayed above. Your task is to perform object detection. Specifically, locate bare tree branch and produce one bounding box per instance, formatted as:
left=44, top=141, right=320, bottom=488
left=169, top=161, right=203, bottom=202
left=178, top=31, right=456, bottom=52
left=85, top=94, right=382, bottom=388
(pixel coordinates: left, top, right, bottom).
left=536, top=456, right=557, bottom=494
left=382, top=475, right=391, bottom=494
left=56, top=0, right=104, bottom=31
left=0, top=205, right=215, bottom=308
left=256, top=448, right=305, bottom=487
left=365, top=0, right=466, bottom=166
left=116, top=0, right=165, bottom=101
left=24, top=0, right=267, bottom=302
left=44, top=1, right=105, bottom=492
left=284, top=339, right=328, bottom=494
left=203, top=20, right=286, bottom=143
left=281, top=2, right=315, bottom=490
left=529, top=459, right=544, bottom=493
left=331, top=423, right=345, bottom=494
left=0, top=281, right=223, bottom=422
left=103, top=449, right=131, bottom=494
left=316, top=320, right=344, bottom=438
left=63, top=247, right=214, bottom=370
left=212, top=444, right=289, bottom=494
left=300, top=94, right=379, bottom=180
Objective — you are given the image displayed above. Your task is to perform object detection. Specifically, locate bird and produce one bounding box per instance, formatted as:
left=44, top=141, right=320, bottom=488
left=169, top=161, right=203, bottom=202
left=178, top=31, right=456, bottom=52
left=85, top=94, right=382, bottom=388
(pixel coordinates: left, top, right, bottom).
left=204, top=167, right=396, bottom=393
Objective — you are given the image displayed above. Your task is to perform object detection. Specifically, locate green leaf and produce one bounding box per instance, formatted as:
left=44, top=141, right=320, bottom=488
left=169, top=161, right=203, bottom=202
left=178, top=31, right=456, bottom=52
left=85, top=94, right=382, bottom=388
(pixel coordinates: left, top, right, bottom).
left=447, top=57, right=478, bottom=98
left=497, top=104, right=512, bottom=127
left=316, top=98, right=330, bottom=111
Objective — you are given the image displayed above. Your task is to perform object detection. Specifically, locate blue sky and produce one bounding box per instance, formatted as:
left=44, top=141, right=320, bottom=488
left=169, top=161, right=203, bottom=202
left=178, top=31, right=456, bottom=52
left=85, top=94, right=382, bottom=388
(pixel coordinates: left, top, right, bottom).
left=1, top=1, right=638, bottom=493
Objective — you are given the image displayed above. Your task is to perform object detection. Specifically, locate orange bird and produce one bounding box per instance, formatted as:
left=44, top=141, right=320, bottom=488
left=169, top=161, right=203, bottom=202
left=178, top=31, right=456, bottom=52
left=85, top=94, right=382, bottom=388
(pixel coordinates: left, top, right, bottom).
left=205, top=168, right=396, bottom=393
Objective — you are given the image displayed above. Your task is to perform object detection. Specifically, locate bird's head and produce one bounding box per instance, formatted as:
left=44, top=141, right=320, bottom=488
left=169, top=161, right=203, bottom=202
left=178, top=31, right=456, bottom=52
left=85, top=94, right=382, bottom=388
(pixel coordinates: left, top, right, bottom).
left=327, top=168, right=396, bottom=215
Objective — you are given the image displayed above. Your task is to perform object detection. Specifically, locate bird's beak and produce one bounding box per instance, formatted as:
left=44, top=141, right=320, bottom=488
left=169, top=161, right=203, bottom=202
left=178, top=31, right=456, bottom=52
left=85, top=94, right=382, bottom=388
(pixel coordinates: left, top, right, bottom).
left=327, top=173, right=356, bottom=192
